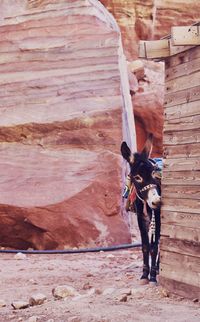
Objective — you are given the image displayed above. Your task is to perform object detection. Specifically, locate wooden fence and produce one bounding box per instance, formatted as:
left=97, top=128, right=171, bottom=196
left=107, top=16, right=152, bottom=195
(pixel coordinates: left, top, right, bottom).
left=139, top=26, right=200, bottom=299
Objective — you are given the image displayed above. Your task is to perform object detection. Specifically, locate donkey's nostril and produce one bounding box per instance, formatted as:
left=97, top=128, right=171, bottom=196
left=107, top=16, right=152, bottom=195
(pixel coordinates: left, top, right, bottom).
left=152, top=200, right=161, bottom=207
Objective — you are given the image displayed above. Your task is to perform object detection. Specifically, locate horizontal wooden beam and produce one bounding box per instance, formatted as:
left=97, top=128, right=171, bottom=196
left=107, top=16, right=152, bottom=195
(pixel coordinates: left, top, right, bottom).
left=139, top=25, right=200, bottom=59
left=139, top=39, right=195, bottom=59
left=171, top=25, right=200, bottom=46
left=139, top=39, right=170, bottom=59
left=159, top=276, right=200, bottom=300
left=160, top=237, right=200, bottom=258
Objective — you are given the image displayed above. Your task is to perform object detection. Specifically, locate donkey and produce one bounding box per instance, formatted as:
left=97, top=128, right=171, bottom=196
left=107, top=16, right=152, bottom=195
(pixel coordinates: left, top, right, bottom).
left=121, top=134, right=161, bottom=284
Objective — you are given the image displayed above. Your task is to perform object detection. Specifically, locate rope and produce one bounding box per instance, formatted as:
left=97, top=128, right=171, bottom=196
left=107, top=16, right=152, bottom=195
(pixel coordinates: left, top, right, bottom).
left=149, top=210, right=156, bottom=243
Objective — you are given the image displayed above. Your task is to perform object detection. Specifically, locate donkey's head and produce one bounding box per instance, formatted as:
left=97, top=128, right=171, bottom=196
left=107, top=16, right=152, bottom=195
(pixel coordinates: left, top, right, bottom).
left=121, top=134, right=161, bottom=209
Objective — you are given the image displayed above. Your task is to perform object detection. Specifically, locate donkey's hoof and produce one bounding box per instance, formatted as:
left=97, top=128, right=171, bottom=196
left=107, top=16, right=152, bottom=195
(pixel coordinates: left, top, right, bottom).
left=149, top=277, right=157, bottom=286
left=139, top=278, right=149, bottom=285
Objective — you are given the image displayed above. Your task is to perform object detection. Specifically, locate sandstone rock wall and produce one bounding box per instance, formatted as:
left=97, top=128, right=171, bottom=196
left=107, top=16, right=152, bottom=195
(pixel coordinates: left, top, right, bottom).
left=0, top=0, right=132, bottom=249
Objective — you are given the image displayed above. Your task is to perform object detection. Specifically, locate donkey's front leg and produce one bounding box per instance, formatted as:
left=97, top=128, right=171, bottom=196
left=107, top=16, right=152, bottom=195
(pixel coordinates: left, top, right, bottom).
left=149, top=210, right=161, bottom=283
left=149, top=243, right=158, bottom=283
left=136, top=210, right=150, bottom=282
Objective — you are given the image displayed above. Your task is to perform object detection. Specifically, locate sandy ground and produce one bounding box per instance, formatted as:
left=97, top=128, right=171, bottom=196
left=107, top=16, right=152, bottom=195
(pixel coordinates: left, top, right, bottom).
left=0, top=249, right=199, bottom=322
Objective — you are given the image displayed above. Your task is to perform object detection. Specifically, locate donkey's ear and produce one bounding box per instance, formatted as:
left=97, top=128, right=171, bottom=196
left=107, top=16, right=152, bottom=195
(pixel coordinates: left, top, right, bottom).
left=141, top=133, right=153, bottom=158
left=121, top=142, right=133, bottom=163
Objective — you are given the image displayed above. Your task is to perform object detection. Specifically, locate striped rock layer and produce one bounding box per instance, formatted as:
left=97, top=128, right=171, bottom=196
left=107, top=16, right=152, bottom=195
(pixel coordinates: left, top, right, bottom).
left=0, top=0, right=132, bottom=249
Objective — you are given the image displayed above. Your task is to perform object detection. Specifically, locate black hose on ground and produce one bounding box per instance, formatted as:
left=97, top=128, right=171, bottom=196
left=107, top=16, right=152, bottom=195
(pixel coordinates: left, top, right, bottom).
left=0, top=242, right=141, bottom=254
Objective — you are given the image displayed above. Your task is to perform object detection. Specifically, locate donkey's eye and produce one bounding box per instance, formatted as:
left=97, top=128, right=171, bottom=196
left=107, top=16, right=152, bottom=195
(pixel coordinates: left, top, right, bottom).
left=152, top=171, right=156, bottom=178
left=133, top=175, right=143, bottom=183
left=152, top=170, right=160, bottom=179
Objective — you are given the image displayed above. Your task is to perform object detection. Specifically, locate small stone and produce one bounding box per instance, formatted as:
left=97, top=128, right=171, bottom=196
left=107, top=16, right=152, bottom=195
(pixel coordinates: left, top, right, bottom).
left=29, top=293, right=47, bottom=306
left=119, top=295, right=128, bottom=302
left=130, top=254, right=138, bottom=260
left=115, top=288, right=132, bottom=302
left=0, top=299, right=6, bottom=307
left=11, top=301, right=29, bottom=310
left=160, top=288, right=169, bottom=298
left=29, top=279, right=37, bottom=285
left=139, top=278, right=149, bottom=286
left=102, top=288, right=116, bottom=296
left=119, top=288, right=132, bottom=296
left=26, top=316, right=39, bottom=322
left=86, top=273, right=93, bottom=277
left=106, top=254, right=115, bottom=259
left=14, top=252, right=27, bottom=260
left=95, top=289, right=102, bottom=295
left=86, top=288, right=96, bottom=296
left=52, top=285, right=79, bottom=299
left=82, top=282, right=92, bottom=290
left=193, top=298, right=199, bottom=303
left=67, top=316, right=81, bottom=322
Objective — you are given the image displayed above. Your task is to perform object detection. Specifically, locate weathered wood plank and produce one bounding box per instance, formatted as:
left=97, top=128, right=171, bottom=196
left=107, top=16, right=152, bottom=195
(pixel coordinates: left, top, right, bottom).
left=165, top=45, right=200, bottom=69
left=139, top=39, right=170, bottom=59
left=169, top=42, right=195, bottom=56
left=139, top=39, right=195, bottom=59
left=171, top=26, right=200, bottom=46
left=161, top=211, right=200, bottom=230
left=166, top=70, right=200, bottom=94
left=160, top=237, right=200, bottom=258
left=165, top=100, right=200, bottom=120
left=164, top=158, right=200, bottom=172
left=160, top=262, right=200, bottom=287
left=164, top=114, right=200, bottom=132
left=165, top=57, right=200, bottom=81
left=161, top=199, right=200, bottom=215
left=163, top=143, right=200, bottom=159
left=162, top=186, right=200, bottom=201
left=161, top=250, right=200, bottom=274
left=164, top=85, right=200, bottom=108
left=163, top=129, right=200, bottom=146
left=162, top=170, right=200, bottom=186
left=159, top=276, right=200, bottom=300
left=161, top=223, right=200, bottom=243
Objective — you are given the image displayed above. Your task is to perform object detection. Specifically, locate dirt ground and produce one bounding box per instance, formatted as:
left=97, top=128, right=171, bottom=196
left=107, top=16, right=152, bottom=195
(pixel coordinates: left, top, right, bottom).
left=0, top=249, right=199, bottom=322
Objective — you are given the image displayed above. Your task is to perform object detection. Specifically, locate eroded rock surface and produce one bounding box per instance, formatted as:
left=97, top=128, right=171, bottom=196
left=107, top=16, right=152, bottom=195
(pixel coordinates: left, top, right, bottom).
left=0, top=0, right=131, bottom=249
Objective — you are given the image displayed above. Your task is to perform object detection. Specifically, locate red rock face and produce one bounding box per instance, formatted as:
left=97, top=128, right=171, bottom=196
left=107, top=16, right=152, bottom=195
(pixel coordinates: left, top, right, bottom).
left=0, top=0, right=132, bottom=249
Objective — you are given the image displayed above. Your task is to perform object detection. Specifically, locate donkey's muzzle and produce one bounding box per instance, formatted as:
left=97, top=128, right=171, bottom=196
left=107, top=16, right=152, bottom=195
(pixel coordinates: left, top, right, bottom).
left=151, top=196, right=161, bottom=209
left=147, top=189, right=161, bottom=209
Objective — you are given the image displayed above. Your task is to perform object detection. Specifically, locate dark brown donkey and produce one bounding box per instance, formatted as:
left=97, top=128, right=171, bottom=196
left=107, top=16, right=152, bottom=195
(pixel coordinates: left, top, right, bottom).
left=121, top=134, right=161, bottom=283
